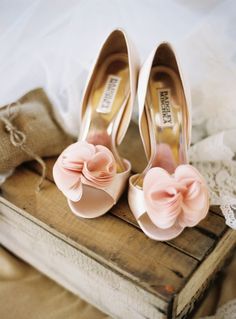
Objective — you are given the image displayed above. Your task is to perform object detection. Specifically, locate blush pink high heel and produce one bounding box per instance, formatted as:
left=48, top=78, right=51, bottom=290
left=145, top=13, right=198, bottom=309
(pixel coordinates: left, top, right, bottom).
left=53, top=29, right=139, bottom=218
left=128, top=43, right=209, bottom=241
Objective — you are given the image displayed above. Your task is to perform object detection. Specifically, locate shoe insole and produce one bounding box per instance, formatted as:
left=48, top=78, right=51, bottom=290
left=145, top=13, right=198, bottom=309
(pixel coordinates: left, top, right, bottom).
left=83, top=54, right=130, bottom=172
left=147, top=66, right=187, bottom=174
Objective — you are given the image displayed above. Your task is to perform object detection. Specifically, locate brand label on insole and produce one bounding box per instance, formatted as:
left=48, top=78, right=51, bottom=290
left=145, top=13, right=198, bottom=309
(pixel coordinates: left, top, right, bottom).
left=96, top=75, right=121, bottom=114
left=157, top=88, right=174, bottom=127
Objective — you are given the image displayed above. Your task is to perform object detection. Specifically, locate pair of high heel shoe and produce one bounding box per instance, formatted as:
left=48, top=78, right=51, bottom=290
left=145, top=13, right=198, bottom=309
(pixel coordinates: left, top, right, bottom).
left=53, top=29, right=209, bottom=241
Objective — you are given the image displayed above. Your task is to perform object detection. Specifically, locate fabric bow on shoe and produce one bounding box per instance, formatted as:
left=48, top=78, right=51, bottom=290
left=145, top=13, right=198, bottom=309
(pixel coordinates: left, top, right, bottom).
left=53, top=141, right=117, bottom=202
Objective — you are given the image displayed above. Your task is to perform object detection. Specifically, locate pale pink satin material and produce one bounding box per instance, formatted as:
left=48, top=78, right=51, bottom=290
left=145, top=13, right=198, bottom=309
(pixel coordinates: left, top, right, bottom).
left=128, top=165, right=209, bottom=241
left=128, top=42, right=209, bottom=241
left=53, top=141, right=131, bottom=218
left=151, top=143, right=177, bottom=174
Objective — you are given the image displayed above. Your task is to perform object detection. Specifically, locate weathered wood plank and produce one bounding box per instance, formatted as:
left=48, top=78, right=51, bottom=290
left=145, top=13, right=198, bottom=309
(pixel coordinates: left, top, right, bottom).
left=210, top=205, right=224, bottom=217
left=28, top=159, right=225, bottom=262
left=111, top=195, right=227, bottom=238
left=197, top=212, right=227, bottom=238
left=0, top=167, right=199, bottom=302
left=174, top=229, right=236, bottom=318
left=0, top=198, right=167, bottom=319
left=1, top=165, right=235, bottom=318
left=111, top=198, right=216, bottom=261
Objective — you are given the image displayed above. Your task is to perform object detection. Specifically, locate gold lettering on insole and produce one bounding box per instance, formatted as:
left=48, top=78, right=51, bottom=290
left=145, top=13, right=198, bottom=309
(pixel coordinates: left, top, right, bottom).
left=157, top=88, right=174, bottom=127
left=96, top=75, right=121, bottom=114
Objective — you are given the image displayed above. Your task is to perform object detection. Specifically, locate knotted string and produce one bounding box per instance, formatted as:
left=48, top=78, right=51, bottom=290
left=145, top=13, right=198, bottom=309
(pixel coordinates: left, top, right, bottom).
left=0, top=102, right=46, bottom=191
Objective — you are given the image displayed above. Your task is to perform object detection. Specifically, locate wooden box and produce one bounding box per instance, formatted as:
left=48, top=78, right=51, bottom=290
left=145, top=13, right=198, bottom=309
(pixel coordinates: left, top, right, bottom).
left=0, top=124, right=236, bottom=319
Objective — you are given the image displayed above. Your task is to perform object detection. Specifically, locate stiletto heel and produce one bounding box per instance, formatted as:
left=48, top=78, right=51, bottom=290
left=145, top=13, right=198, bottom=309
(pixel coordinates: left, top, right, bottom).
left=128, top=43, right=209, bottom=240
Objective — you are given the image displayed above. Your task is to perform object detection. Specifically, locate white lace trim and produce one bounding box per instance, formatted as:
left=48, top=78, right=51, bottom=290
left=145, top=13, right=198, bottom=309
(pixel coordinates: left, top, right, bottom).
left=192, top=161, right=236, bottom=230
left=220, top=196, right=236, bottom=229
left=200, top=299, right=236, bottom=319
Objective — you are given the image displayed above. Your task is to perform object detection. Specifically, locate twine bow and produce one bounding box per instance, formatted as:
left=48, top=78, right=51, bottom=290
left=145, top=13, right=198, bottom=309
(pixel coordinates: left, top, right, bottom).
left=1, top=102, right=46, bottom=191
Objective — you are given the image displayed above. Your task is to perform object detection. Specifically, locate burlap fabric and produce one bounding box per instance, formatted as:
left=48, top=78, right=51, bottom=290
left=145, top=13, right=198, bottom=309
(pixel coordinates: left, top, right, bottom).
left=0, top=89, right=73, bottom=174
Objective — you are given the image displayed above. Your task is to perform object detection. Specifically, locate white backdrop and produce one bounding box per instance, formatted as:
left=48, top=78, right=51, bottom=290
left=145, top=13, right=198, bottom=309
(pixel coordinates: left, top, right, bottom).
left=0, top=0, right=235, bottom=150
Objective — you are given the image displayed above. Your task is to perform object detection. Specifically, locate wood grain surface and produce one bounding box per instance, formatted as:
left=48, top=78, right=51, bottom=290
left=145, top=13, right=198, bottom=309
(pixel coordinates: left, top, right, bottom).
left=1, top=121, right=236, bottom=318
